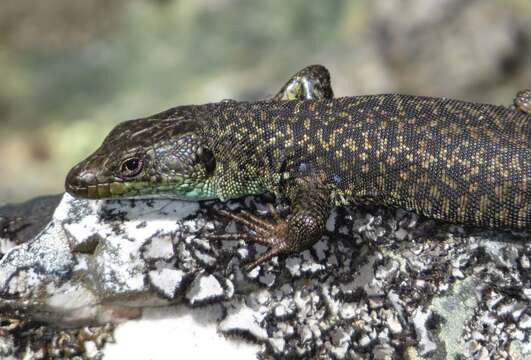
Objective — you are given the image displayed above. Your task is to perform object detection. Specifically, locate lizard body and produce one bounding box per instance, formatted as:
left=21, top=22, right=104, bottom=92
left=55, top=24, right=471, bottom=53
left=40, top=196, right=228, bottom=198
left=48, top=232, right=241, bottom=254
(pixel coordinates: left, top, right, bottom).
left=66, top=66, right=530, bottom=268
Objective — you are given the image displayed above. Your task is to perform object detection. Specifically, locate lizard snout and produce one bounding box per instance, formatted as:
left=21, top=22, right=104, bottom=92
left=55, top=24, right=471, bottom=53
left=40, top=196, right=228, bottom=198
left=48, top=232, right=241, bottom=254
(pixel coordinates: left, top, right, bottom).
left=65, top=163, right=98, bottom=198
left=65, top=160, right=126, bottom=199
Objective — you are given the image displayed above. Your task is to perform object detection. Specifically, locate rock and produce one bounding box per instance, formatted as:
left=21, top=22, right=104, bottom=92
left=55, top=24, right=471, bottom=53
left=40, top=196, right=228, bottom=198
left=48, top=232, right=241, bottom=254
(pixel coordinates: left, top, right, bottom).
left=148, top=268, right=188, bottom=299
left=219, top=301, right=268, bottom=341
left=0, top=194, right=201, bottom=324
left=185, top=272, right=230, bottom=306
left=0, top=194, right=62, bottom=253
left=519, top=314, right=531, bottom=330
left=412, top=308, right=437, bottom=356
left=0, top=192, right=528, bottom=359
left=372, top=343, right=395, bottom=360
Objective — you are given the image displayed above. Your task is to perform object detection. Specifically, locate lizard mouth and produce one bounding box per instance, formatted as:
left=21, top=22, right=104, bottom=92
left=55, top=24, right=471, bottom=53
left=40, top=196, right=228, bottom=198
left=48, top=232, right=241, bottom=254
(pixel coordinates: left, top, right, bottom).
left=65, top=165, right=126, bottom=199
left=65, top=182, right=124, bottom=199
left=65, top=182, right=90, bottom=198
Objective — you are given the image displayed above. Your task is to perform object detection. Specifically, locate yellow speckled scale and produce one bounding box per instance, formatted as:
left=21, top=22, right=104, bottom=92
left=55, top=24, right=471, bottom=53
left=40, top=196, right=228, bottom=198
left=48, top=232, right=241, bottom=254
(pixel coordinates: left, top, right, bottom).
left=200, top=95, right=530, bottom=229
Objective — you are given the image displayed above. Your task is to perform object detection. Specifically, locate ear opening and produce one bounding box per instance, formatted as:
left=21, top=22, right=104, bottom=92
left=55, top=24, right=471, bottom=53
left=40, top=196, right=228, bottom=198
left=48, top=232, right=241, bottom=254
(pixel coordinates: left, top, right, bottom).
left=199, top=147, right=216, bottom=176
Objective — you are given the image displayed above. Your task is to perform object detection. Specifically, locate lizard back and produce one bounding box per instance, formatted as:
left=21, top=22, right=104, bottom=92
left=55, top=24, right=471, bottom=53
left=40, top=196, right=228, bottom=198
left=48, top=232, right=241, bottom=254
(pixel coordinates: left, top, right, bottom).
left=203, top=95, right=530, bottom=229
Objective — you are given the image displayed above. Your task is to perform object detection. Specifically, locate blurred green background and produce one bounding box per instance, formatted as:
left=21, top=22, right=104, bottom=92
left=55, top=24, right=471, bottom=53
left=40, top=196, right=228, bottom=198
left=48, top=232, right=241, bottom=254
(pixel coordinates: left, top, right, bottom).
left=1, top=0, right=530, bottom=203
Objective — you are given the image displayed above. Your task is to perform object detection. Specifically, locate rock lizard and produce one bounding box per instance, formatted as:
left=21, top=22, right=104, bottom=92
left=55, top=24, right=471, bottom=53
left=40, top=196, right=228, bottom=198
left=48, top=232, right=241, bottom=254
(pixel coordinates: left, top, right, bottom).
left=65, top=65, right=531, bottom=269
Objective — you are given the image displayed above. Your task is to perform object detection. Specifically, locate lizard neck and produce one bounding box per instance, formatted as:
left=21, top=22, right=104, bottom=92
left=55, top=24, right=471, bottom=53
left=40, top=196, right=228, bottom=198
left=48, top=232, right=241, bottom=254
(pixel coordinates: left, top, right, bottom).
left=199, top=101, right=293, bottom=201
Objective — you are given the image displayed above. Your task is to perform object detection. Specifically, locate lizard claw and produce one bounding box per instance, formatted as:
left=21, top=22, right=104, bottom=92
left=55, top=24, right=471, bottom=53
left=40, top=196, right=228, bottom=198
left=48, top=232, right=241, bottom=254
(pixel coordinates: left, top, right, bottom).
left=242, top=247, right=283, bottom=271
left=206, top=206, right=290, bottom=270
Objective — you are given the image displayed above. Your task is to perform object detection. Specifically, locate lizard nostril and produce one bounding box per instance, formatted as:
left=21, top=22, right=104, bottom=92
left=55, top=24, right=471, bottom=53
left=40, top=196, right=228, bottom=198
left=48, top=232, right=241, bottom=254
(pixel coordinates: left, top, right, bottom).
left=77, top=171, right=97, bottom=186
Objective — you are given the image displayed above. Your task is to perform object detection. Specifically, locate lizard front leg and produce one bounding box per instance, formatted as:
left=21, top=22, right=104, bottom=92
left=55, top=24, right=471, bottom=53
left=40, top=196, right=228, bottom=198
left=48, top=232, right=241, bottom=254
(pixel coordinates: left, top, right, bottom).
left=208, top=176, right=331, bottom=270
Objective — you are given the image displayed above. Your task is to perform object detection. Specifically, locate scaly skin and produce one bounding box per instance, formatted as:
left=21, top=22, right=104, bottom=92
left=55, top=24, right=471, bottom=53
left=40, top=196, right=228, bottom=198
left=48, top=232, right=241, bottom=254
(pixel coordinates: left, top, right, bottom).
left=65, top=66, right=530, bottom=268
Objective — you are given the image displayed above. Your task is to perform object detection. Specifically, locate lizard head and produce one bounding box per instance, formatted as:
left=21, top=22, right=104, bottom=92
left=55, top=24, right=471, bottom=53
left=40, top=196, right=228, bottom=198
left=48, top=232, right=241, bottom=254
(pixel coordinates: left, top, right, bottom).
left=65, top=107, right=217, bottom=200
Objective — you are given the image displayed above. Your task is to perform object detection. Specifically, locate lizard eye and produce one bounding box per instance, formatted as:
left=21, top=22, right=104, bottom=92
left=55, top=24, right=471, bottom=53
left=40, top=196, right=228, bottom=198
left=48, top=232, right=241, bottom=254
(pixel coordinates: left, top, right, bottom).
left=120, top=157, right=143, bottom=177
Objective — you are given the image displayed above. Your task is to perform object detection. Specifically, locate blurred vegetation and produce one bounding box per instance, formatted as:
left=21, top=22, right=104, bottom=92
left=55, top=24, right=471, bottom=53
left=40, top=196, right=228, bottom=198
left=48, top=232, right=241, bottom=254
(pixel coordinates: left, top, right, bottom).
left=1, top=0, right=530, bottom=203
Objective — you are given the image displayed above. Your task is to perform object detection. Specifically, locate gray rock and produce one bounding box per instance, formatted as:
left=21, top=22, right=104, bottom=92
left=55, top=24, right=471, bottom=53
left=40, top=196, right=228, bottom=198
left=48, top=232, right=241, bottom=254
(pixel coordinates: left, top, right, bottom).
left=0, top=192, right=528, bottom=359
left=185, top=272, right=228, bottom=306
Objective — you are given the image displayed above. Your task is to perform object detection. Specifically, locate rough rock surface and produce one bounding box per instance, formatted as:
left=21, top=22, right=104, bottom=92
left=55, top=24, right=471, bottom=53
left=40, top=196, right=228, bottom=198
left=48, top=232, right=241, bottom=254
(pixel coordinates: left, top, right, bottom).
left=0, top=195, right=62, bottom=258
left=0, top=193, right=529, bottom=359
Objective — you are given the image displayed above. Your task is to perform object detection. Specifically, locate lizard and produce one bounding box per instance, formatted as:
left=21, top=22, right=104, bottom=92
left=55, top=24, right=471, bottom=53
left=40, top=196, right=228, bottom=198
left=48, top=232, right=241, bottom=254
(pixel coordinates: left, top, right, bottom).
left=65, top=65, right=531, bottom=269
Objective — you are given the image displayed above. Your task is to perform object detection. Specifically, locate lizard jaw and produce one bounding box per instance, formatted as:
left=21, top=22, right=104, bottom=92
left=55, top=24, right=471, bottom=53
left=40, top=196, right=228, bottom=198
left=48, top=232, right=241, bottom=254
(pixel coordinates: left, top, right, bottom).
left=65, top=181, right=126, bottom=199
left=65, top=163, right=127, bottom=199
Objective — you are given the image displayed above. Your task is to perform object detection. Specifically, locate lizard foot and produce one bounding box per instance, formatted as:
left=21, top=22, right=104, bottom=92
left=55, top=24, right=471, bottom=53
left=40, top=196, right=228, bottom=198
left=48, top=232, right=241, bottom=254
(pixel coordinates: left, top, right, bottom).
left=206, top=206, right=292, bottom=270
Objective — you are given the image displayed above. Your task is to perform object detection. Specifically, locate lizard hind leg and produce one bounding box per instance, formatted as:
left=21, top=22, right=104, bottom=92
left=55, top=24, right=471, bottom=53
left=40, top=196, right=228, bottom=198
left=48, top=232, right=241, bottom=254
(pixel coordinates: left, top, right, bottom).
left=514, top=89, right=531, bottom=115
left=273, top=64, right=334, bottom=101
